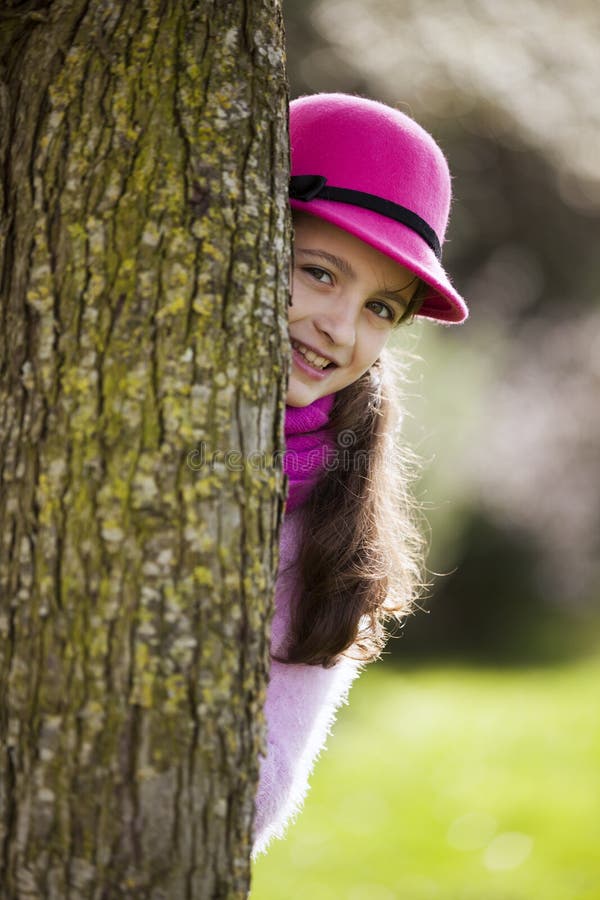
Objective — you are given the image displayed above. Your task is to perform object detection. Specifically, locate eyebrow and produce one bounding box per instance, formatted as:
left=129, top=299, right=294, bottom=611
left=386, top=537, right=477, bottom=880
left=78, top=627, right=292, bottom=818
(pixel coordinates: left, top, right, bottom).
left=295, top=248, right=356, bottom=279
left=379, top=283, right=417, bottom=307
left=296, top=248, right=415, bottom=306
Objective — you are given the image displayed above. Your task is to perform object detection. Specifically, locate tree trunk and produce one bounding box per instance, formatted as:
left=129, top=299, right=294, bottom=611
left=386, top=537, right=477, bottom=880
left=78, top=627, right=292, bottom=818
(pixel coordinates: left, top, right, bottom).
left=0, top=1, right=290, bottom=896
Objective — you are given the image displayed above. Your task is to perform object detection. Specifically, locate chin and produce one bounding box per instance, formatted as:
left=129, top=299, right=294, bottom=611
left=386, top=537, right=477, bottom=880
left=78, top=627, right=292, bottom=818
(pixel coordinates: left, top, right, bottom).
left=285, top=395, right=314, bottom=408
left=286, top=381, right=320, bottom=408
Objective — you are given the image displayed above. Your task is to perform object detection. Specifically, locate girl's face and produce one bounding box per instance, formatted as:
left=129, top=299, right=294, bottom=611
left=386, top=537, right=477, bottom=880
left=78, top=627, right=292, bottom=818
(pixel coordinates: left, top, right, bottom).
left=287, top=213, right=418, bottom=407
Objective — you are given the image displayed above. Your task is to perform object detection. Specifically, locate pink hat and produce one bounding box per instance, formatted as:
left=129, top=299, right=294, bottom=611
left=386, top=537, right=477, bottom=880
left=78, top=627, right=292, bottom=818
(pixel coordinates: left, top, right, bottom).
left=289, top=93, right=468, bottom=324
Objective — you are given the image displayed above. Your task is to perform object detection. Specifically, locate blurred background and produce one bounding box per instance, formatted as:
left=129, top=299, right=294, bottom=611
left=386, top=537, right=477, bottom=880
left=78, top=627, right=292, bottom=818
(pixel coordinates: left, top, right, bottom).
left=253, top=1, right=600, bottom=897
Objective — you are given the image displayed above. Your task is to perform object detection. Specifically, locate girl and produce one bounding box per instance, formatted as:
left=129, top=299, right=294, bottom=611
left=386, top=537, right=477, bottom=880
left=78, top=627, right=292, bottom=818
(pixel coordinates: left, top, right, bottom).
left=252, top=93, right=468, bottom=857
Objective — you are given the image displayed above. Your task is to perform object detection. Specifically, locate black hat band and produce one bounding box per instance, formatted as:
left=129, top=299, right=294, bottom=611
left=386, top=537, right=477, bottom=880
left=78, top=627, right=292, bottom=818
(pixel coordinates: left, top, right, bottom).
left=289, top=174, right=442, bottom=261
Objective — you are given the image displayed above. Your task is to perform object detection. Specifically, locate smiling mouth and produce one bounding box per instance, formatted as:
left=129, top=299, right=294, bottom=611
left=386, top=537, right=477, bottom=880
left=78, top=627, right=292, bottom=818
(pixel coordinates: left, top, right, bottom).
left=291, top=340, right=337, bottom=370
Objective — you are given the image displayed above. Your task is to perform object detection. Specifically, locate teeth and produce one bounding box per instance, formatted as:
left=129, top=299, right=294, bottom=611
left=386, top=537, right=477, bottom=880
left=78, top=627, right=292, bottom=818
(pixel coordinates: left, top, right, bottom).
left=292, top=341, right=332, bottom=370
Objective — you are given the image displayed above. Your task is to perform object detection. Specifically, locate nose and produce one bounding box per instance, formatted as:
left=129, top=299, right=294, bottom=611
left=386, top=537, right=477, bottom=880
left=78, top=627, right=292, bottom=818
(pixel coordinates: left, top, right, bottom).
left=313, top=293, right=358, bottom=353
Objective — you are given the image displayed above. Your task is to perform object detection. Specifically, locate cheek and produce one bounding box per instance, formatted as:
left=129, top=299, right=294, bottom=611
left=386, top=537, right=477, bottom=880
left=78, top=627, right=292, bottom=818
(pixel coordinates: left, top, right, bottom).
left=373, top=330, right=392, bottom=358
left=288, top=301, right=300, bottom=325
left=356, top=330, right=388, bottom=366
left=288, top=278, right=311, bottom=323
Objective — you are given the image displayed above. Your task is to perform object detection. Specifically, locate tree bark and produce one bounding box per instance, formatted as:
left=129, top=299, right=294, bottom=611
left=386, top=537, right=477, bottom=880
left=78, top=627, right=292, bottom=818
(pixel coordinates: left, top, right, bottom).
left=0, top=1, right=290, bottom=896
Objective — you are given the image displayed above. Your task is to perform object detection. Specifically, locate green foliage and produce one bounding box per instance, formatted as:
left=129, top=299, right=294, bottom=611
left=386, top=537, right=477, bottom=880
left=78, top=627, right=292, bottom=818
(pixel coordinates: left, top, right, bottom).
left=252, top=655, right=600, bottom=899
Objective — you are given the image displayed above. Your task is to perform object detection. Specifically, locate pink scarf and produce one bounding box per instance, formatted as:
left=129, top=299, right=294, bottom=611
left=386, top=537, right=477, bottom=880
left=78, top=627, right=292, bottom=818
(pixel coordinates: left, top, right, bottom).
left=284, top=393, right=337, bottom=513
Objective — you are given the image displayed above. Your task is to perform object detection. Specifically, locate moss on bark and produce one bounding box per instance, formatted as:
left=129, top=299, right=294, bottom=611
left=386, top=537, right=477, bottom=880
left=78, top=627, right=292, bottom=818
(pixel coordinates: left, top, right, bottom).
left=0, top=1, right=290, bottom=896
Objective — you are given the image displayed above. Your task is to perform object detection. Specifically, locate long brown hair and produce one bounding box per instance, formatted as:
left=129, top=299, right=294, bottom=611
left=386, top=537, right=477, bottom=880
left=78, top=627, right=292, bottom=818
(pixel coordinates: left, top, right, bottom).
left=276, top=307, right=428, bottom=669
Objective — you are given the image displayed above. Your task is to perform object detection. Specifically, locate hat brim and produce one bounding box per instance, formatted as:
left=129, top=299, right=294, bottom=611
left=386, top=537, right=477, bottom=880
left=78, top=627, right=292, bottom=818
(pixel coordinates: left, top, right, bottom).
left=290, top=199, right=468, bottom=324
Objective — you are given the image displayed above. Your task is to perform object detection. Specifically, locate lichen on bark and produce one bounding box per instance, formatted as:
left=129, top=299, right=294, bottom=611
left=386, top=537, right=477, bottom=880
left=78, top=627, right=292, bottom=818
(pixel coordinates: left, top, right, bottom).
left=0, top=1, right=290, bottom=896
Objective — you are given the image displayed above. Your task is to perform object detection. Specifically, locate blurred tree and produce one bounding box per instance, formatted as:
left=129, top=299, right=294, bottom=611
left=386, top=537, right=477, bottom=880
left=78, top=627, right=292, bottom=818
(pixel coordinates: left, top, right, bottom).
left=395, top=511, right=582, bottom=665
left=0, top=1, right=289, bottom=895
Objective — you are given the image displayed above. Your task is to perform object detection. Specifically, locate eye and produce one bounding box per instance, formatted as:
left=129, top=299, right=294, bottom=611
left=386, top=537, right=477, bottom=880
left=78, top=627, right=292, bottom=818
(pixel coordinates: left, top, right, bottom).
left=302, top=265, right=334, bottom=286
left=367, top=300, right=397, bottom=323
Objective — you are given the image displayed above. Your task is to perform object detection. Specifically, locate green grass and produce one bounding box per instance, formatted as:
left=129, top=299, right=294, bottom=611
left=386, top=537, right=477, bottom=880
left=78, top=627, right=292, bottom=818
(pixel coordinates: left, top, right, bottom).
left=251, top=653, right=600, bottom=899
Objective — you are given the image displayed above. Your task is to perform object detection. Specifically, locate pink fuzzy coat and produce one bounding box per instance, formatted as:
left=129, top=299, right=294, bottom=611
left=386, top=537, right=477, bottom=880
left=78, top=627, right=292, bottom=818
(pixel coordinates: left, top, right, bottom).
left=251, top=506, right=363, bottom=858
